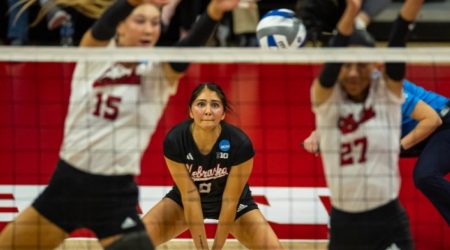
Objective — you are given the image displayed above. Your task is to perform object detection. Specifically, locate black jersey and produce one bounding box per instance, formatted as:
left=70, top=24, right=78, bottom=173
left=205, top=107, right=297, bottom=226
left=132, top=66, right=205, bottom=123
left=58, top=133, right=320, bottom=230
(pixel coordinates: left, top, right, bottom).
left=164, top=120, right=255, bottom=214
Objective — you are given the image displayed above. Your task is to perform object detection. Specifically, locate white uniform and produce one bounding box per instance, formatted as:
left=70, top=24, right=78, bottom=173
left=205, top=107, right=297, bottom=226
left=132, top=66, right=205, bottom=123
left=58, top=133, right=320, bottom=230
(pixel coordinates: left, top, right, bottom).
left=313, top=76, right=403, bottom=212
left=60, top=59, right=177, bottom=175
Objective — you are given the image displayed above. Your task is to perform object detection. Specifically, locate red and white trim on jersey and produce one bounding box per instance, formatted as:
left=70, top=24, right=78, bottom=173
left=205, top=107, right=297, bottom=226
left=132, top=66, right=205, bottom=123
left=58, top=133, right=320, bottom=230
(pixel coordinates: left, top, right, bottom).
left=313, top=76, right=404, bottom=212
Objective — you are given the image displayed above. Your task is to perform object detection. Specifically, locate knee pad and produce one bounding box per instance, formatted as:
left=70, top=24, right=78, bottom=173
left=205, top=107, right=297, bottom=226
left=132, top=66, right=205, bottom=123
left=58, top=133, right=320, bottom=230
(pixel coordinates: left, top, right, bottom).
left=104, top=230, right=154, bottom=250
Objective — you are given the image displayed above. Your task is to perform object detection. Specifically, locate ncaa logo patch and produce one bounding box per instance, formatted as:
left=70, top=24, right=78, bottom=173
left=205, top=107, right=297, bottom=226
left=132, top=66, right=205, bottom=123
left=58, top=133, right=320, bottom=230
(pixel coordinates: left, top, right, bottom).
left=219, top=140, right=230, bottom=152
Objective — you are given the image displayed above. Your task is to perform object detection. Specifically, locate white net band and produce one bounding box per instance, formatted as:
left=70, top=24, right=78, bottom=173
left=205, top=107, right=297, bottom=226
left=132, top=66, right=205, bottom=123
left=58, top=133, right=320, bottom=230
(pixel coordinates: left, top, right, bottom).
left=1, top=47, right=450, bottom=63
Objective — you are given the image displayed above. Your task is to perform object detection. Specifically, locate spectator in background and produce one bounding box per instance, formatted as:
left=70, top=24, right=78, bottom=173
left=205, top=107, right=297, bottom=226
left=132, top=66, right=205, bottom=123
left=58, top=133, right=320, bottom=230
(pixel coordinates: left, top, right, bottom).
left=8, top=0, right=29, bottom=45
left=298, top=0, right=392, bottom=46
left=7, top=0, right=70, bottom=46
left=40, top=0, right=70, bottom=30
left=158, top=0, right=211, bottom=45
left=232, top=1, right=259, bottom=47
left=158, top=0, right=260, bottom=47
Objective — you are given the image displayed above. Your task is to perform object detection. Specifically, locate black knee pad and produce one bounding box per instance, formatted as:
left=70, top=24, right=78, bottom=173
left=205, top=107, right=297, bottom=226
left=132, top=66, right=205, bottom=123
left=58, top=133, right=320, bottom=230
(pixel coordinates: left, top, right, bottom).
left=104, top=230, right=154, bottom=250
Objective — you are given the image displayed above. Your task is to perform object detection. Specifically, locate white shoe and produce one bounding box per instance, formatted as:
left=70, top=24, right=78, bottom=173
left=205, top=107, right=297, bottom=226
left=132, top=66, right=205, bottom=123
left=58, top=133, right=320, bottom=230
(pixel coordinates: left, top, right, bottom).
left=47, top=9, right=70, bottom=30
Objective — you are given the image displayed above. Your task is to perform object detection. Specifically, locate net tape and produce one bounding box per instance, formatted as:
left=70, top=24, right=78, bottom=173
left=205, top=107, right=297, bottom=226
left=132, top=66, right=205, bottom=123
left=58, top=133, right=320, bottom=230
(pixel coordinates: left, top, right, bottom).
left=1, top=47, right=449, bottom=63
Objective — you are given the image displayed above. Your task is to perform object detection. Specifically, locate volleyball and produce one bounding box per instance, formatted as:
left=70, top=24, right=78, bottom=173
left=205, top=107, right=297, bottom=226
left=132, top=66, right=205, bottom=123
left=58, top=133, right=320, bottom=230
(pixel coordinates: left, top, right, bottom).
left=256, top=9, right=307, bottom=49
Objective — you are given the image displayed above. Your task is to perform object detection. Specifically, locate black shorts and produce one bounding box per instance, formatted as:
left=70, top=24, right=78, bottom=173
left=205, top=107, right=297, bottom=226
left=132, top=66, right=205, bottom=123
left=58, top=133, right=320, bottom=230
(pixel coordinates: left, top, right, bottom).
left=165, top=189, right=258, bottom=220
left=328, top=199, right=414, bottom=250
left=32, top=159, right=145, bottom=239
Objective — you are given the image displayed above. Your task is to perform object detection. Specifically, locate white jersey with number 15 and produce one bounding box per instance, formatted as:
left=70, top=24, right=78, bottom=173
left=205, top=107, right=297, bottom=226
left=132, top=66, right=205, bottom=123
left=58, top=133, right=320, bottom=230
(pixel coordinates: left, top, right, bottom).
left=60, top=60, right=177, bottom=176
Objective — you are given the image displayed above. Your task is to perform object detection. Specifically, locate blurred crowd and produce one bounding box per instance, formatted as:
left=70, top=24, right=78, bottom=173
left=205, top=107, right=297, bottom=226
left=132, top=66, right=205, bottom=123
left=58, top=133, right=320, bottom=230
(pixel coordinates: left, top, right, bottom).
left=0, top=0, right=447, bottom=47
left=0, top=0, right=287, bottom=46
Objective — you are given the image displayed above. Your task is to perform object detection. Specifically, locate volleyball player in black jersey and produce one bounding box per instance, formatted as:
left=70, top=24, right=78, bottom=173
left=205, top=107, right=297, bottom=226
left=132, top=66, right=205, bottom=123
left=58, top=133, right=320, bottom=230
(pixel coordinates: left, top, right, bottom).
left=142, top=83, right=283, bottom=250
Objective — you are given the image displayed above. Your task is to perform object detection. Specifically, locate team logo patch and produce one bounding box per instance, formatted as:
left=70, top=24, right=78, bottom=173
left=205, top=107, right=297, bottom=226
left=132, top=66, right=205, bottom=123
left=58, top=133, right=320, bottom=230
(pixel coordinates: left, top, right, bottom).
left=219, top=140, right=230, bottom=152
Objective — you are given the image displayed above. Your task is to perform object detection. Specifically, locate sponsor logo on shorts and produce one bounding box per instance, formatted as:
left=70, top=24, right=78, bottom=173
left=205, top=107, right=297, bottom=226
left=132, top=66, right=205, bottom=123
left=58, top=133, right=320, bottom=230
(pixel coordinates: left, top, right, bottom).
left=237, top=204, right=248, bottom=213
left=121, top=217, right=137, bottom=229
left=219, top=140, right=230, bottom=152
left=386, top=243, right=401, bottom=250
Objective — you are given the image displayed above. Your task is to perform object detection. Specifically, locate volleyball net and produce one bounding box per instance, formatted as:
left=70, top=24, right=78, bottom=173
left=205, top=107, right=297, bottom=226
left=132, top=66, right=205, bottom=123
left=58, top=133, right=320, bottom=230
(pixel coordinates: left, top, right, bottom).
left=0, top=47, right=449, bottom=249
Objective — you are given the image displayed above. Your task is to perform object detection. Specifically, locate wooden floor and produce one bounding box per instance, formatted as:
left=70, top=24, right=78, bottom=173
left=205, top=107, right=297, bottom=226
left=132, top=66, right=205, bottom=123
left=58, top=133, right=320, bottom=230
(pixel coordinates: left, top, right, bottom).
left=55, top=239, right=328, bottom=250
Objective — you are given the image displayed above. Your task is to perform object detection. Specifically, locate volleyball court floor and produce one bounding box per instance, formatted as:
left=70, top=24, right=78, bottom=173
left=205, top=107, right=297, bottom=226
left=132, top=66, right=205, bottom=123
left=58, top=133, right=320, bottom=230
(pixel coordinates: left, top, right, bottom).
left=55, top=239, right=328, bottom=250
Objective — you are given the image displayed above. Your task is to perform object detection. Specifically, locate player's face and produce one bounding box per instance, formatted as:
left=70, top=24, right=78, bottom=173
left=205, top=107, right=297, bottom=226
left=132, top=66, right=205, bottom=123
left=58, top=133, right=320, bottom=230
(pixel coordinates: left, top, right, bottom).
left=190, top=89, right=226, bottom=131
left=116, top=4, right=161, bottom=47
left=338, top=62, right=375, bottom=102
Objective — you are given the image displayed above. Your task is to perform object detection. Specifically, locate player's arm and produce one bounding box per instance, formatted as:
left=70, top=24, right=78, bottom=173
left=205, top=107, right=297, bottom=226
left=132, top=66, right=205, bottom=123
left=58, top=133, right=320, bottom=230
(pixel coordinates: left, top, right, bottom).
left=212, top=158, right=254, bottom=250
left=401, top=100, right=442, bottom=150
left=164, top=157, right=209, bottom=250
left=163, top=0, right=243, bottom=85
left=80, top=0, right=139, bottom=47
left=312, top=0, right=361, bottom=106
left=383, top=0, right=424, bottom=96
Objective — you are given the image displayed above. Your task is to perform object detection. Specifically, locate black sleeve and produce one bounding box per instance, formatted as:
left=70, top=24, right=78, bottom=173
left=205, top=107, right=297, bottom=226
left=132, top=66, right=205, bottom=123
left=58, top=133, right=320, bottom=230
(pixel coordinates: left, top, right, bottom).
left=91, top=0, right=135, bottom=41
left=318, top=31, right=351, bottom=87
left=163, top=135, right=184, bottom=163
left=169, top=11, right=219, bottom=73
left=385, top=15, right=414, bottom=81
left=232, top=138, right=255, bottom=166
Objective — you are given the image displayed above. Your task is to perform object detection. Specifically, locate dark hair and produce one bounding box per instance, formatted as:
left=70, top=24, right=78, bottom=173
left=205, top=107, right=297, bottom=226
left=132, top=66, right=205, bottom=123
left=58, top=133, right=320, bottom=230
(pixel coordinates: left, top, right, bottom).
left=188, top=83, right=234, bottom=115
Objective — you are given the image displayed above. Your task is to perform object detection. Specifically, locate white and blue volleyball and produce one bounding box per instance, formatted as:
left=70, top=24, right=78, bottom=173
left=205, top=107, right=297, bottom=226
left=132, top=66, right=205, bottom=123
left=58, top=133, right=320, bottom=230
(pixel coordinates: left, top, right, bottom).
left=256, top=9, right=307, bottom=49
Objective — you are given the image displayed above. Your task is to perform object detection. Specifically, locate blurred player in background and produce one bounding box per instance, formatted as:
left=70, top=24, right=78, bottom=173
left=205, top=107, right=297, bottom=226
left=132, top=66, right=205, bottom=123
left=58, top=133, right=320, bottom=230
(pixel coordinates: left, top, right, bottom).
left=142, top=83, right=283, bottom=250
left=305, top=80, right=450, bottom=227
left=311, top=0, right=423, bottom=248
left=0, top=0, right=241, bottom=249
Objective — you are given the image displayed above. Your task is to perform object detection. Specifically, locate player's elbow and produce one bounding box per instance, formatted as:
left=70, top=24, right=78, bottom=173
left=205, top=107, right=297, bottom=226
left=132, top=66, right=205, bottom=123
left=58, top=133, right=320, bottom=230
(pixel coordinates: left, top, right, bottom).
left=434, top=116, right=443, bottom=128
left=424, top=115, right=442, bottom=133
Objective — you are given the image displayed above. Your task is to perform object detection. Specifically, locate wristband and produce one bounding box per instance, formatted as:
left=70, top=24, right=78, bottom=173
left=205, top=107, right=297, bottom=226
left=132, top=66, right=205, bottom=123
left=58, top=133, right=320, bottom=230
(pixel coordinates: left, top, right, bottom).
left=318, top=30, right=351, bottom=88
left=170, top=11, right=219, bottom=73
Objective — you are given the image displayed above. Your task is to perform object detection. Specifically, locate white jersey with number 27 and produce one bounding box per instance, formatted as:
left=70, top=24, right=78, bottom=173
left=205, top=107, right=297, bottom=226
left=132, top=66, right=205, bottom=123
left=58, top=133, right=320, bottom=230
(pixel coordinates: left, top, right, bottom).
left=313, top=75, right=403, bottom=212
left=60, top=60, right=177, bottom=176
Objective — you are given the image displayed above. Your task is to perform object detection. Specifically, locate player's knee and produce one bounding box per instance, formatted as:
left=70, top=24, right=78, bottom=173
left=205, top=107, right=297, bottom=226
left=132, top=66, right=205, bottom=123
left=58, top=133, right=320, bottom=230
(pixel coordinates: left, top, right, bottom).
left=104, top=230, right=154, bottom=250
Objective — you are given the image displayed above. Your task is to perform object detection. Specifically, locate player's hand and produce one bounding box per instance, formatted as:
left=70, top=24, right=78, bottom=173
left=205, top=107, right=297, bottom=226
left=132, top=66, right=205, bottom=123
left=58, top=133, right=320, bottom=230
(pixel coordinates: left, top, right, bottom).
left=141, top=0, right=170, bottom=6
left=210, top=0, right=240, bottom=12
left=208, top=0, right=256, bottom=19
left=303, top=130, right=320, bottom=155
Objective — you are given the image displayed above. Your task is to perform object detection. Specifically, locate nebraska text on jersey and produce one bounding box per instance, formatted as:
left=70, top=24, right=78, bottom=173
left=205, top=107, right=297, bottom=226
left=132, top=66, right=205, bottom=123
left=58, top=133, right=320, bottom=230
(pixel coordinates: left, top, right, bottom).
left=187, top=164, right=229, bottom=181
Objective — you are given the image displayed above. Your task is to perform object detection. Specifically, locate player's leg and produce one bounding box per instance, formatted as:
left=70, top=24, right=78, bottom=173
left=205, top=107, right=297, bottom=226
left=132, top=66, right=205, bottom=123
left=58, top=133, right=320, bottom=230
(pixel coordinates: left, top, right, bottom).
left=230, top=209, right=283, bottom=250
left=413, top=128, right=450, bottom=226
left=142, top=198, right=188, bottom=246
left=83, top=173, right=156, bottom=250
left=0, top=206, right=68, bottom=250
left=101, top=230, right=154, bottom=250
